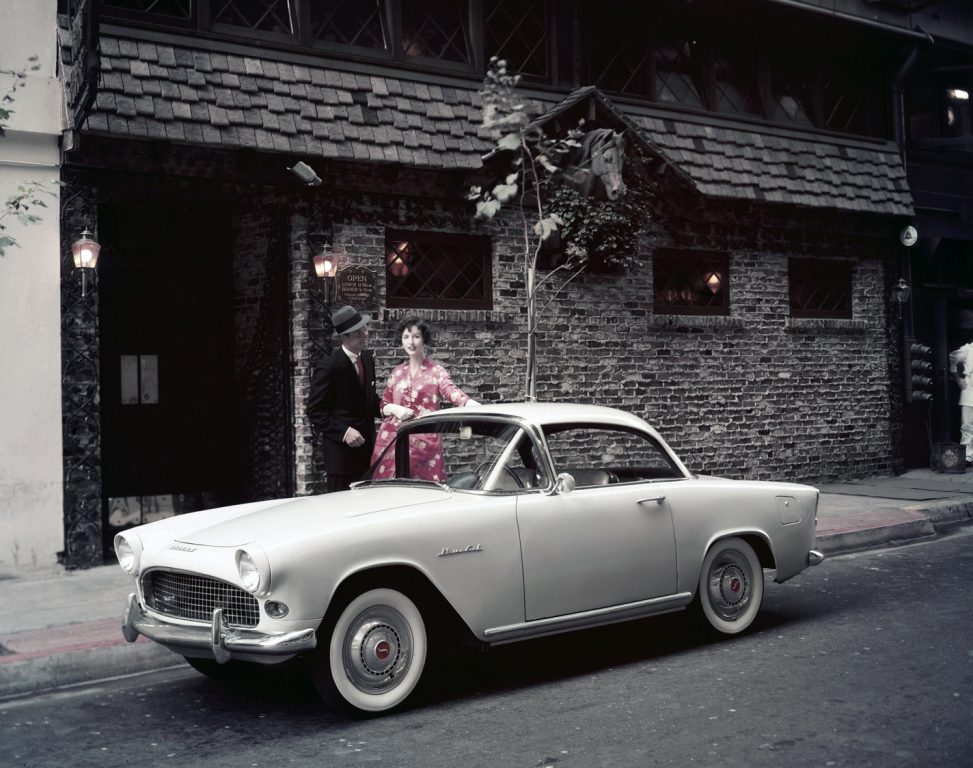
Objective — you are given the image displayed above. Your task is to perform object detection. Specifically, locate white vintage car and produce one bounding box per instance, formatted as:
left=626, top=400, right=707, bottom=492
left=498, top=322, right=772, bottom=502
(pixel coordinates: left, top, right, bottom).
left=116, top=403, right=823, bottom=715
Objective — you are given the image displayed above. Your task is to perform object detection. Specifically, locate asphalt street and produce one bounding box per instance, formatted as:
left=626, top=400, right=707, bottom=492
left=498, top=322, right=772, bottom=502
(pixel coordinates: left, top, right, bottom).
left=2, top=525, right=971, bottom=768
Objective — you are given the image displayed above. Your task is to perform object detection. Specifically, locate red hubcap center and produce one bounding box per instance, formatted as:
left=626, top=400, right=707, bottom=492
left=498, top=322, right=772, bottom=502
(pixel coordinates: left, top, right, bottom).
left=730, top=577, right=742, bottom=594
left=375, top=641, right=391, bottom=660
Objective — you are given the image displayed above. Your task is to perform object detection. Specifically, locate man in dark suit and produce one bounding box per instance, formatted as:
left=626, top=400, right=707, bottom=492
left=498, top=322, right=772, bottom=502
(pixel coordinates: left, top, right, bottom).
left=307, top=306, right=382, bottom=492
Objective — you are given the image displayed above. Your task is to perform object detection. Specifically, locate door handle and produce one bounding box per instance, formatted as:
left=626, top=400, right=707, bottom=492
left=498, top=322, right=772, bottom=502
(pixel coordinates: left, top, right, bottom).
left=637, top=496, right=666, bottom=504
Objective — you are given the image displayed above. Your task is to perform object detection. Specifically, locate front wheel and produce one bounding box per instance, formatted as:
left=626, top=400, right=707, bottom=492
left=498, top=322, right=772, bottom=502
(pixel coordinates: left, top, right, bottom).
left=694, top=537, right=764, bottom=635
left=311, top=588, right=427, bottom=717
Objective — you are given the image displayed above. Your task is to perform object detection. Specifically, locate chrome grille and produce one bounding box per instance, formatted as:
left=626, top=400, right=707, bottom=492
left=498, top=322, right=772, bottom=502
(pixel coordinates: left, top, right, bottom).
left=142, top=570, right=259, bottom=627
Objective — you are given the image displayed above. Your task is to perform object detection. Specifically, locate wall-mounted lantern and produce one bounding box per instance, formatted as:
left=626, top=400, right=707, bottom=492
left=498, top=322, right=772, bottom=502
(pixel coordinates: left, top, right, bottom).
left=891, top=277, right=911, bottom=320
left=72, top=229, right=101, bottom=298
left=308, top=212, right=336, bottom=304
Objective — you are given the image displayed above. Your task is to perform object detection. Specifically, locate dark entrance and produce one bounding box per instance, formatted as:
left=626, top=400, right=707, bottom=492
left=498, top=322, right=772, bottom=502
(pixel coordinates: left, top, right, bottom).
left=98, top=204, right=240, bottom=555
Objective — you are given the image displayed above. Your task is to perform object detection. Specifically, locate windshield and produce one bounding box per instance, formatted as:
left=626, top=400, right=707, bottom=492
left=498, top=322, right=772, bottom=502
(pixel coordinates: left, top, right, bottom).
left=365, top=418, right=549, bottom=492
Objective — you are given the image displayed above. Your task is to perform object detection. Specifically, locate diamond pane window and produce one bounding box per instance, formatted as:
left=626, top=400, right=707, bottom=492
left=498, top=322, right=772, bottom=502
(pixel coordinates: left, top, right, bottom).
left=588, top=3, right=649, bottom=96
left=653, top=251, right=729, bottom=316
left=485, top=0, right=549, bottom=80
left=713, top=40, right=760, bottom=116
left=310, top=0, right=387, bottom=50
left=821, top=58, right=868, bottom=135
left=789, top=258, right=852, bottom=318
left=213, top=0, right=293, bottom=33
left=654, top=30, right=705, bottom=110
left=102, top=0, right=192, bottom=20
left=769, top=56, right=814, bottom=127
left=401, top=0, right=471, bottom=64
left=386, top=230, right=492, bottom=310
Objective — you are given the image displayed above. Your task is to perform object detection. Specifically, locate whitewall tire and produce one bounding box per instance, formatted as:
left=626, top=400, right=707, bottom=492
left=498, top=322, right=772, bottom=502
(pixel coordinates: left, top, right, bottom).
left=312, top=588, right=427, bottom=716
left=696, top=537, right=764, bottom=634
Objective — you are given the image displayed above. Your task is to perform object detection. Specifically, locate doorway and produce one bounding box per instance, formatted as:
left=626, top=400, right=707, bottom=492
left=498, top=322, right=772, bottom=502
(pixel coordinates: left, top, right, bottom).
left=98, top=204, right=240, bottom=556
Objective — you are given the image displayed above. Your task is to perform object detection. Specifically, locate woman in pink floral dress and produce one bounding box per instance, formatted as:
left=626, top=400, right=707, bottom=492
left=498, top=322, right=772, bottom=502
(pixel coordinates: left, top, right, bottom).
left=370, top=316, right=479, bottom=481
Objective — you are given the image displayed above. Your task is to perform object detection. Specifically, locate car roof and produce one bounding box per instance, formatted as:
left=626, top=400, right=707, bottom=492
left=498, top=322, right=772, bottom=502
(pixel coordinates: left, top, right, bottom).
left=416, top=402, right=659, bottom=435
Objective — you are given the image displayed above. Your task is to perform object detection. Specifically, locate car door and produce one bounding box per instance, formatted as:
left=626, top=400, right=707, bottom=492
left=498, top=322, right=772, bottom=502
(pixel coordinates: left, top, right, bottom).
left=516, top=485, right=678, bottom=621
left=515, top=424, right=680, bottom=622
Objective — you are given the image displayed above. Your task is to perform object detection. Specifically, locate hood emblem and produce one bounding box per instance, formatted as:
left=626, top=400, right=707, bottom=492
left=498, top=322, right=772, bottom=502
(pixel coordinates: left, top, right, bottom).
left=438, top=544, right=482, bottom=557
left=169, top=544, right=197, bottom=553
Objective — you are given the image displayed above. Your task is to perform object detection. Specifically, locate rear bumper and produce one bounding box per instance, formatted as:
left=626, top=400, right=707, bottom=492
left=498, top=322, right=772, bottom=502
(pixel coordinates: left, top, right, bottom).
left=122, top=593, right=317, bottom=663
left=808, top=549, right=825, bottom=566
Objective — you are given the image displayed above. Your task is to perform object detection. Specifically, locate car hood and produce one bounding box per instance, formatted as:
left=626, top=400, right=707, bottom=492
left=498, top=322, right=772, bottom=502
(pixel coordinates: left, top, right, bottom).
left=173, top=485, right=451, bottom=547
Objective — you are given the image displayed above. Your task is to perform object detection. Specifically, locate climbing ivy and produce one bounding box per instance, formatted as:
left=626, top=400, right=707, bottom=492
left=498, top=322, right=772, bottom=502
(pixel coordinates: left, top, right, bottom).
left=539, top=145, right=655, bottom=273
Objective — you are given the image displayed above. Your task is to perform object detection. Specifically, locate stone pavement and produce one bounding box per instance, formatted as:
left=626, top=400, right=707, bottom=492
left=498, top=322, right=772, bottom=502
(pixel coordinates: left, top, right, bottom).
left=2, top=468, right=972, bottom=700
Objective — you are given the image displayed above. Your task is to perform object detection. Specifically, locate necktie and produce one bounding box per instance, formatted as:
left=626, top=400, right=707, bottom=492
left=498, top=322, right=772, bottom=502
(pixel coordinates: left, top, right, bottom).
left=356, top=355, right=365, bottom=386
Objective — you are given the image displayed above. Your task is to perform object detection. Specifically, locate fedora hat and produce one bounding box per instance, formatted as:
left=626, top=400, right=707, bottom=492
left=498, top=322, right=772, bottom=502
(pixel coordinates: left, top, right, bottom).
left=331, top=305, right=370, bottom=335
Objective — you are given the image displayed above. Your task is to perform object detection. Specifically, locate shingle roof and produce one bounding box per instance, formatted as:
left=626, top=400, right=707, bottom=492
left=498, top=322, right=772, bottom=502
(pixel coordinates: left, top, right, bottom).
left=632, top=114, right=913, bottom=216
left=84, top=34, right=913, bottom=217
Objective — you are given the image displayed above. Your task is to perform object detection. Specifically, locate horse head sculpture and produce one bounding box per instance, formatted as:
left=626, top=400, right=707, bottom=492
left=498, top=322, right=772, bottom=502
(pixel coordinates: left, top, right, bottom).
left=565, top=128, right=627, bottom=200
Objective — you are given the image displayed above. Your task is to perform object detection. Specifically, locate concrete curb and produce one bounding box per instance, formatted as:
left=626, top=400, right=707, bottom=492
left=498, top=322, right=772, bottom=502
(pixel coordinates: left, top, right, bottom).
left=816, top=499, right=973, bottom=554
left=0, top=638, right=186, bottom=699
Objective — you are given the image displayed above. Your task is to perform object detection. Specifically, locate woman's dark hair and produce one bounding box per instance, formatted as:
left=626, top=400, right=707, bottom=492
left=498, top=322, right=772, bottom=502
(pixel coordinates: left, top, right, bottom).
left=395, top=315, right=432, bottom=345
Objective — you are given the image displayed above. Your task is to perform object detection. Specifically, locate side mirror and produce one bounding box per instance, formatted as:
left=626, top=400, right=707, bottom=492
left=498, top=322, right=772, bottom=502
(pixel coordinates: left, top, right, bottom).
left=546, top=472, right=575, bottom=496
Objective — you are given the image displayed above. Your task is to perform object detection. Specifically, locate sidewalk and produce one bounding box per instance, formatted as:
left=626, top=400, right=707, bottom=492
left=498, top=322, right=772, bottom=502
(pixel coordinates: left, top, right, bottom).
left=3, top=467, right=972, bottom=700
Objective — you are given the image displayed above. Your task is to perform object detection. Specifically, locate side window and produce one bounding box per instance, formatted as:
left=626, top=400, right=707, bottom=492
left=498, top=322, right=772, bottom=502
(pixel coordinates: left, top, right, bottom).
left=788, top=257, right=852, bottom=319
left=653, top=250, right=729, bottom=316
left=386, top=229, right=493, bottom=311
left=543, top=426, right=681, bottom=485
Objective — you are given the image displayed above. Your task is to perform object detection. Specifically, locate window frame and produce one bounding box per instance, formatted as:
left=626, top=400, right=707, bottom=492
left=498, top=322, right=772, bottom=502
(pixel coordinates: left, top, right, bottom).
left=652, top=249, right=730, bottom=317
left=788, top=257, right=853, bottom=319
left=385, top=228, right=493, bottom=311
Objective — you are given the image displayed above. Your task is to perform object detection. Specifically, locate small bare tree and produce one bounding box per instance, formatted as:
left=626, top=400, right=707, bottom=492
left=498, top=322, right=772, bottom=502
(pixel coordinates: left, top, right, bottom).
left=469, top=59, right=592, bottom=401
left=470, top=59, right=636, bottom=400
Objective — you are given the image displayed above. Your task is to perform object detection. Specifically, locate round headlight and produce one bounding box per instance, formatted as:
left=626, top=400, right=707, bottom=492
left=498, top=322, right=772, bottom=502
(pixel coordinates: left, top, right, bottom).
left=237, top=550, right=261, bottom=593
left=114, top=535, right=139, bottom=574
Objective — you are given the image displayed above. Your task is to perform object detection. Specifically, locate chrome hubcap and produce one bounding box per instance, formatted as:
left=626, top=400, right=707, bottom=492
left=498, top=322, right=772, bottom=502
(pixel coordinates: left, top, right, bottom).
left=707, top=552, right=751, bottom=621
left=342, top=606, right=412, bottom=693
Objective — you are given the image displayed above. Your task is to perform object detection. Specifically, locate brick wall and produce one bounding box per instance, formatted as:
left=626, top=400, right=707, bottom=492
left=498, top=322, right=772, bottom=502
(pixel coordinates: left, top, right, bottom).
left=288, top=195, right=898, bottom=490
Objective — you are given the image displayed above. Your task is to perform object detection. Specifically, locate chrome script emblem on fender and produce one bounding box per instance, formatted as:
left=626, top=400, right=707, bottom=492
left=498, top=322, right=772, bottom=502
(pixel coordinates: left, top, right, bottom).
left=169, top=544, right=197, bottom=553
left=438, top=544, right=483, bottom=557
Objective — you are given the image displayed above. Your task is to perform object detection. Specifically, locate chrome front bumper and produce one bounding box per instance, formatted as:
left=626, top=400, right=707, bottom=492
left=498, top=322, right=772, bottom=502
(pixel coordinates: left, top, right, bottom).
left=122, top=593, right=317, bottom=663
left=808, top=549, right=825, bottom=566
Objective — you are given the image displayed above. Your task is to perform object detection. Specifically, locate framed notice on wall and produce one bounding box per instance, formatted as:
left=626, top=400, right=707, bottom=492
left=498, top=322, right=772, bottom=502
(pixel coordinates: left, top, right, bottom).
left=336, top=265, right=378, bottom=311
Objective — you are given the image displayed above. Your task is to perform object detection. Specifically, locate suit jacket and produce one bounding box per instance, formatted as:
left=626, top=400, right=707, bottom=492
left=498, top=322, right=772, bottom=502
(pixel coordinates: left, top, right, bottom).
left=307, top=348, right=381, bottom=476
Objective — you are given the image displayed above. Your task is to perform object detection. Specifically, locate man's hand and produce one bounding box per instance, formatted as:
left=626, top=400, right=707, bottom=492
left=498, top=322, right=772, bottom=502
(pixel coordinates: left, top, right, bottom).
left=344, top=427, right=365, bottom=447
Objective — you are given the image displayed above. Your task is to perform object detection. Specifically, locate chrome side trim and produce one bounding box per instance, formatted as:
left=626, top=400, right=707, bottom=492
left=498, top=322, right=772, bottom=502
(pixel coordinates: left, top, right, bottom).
left=121, top=593, right=317, bottom=659
left=484, top=592, right=693, bottom=640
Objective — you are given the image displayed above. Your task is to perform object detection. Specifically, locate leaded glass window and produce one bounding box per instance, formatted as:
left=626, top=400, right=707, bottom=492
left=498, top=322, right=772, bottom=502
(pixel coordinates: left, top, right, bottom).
left=212, top=0, right=293, bottom=33
left=102, top=0, right=192, bottom=18
left=769, top=53, right=814, bottom=127
left=654, top=30, right=705, bottom=110
left=401, top=0, right=471, bottom=64
left=485, top=0, right=549, bottom=79
left=386, top=230, right=492, bottom=310
left=653, top=251, right=729, bottom=316
left=788, top=258, right=852, bottom=318
left=309, top=0, right=387, bottom=50
left=713, top=40, right=760, bottom=116
left=821, top=56, right=869, bottom=135
left=587, top=3, right=649, bottom=97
